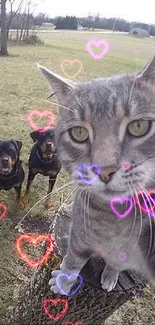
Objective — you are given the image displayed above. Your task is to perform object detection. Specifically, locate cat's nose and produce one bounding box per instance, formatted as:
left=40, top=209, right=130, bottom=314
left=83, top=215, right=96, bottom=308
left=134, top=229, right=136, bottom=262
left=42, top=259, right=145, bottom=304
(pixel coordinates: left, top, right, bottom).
left=93, top=166, right=117, bottom=183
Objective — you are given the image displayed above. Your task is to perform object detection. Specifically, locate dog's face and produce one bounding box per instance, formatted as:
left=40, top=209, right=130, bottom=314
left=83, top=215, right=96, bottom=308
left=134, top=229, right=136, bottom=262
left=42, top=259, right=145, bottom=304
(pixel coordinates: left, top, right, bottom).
left=30, top=128, right=56, bottom=159
left=0, top=140, right=22, bottom=175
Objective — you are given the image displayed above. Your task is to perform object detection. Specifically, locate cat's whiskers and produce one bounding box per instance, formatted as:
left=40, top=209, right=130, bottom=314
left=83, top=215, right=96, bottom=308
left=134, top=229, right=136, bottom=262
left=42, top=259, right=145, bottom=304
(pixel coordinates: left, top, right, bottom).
left=82, top=190, right=90, bottom=239
left=125, top=180, right=137, bottom=243
left=128, top=76, right=138, bottom=105
left=15, top=179, right=77, bottom=229
left=86, top=191, right=91, bottom=239
left=140, top=186, right=153, bottom=261
left=136, top=185, right=153, bottom=261
left=129, top=181, right=143, bottom=254
left=48, top=185, right=78, bottom=235
left=145, top=175, right=155, bottom=184
left=30, top=96, right=74, bottom=112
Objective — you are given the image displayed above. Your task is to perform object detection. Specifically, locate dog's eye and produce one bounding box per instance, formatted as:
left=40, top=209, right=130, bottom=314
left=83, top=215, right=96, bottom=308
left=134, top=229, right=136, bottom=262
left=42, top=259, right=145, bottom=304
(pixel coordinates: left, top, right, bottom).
left=7, top=149, right=13, bottom=154
left=69, top=127, right=89, bottom=142
left=127, top=120, right=151, bottom=137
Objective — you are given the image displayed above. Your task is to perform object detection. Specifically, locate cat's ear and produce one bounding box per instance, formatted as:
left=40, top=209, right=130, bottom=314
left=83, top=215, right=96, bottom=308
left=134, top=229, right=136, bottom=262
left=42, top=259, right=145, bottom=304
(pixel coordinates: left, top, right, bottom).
left=37, top=64, right=76, bottom=107
left=138, top=56, right=155, bottom=83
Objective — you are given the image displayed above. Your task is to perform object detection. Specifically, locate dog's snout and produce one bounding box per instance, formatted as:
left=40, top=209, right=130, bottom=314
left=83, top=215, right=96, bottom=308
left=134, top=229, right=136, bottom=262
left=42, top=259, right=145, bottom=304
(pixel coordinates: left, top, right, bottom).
left=2, top=156, right=9, bottom=163
left=46, top=141, right=52, bottom=148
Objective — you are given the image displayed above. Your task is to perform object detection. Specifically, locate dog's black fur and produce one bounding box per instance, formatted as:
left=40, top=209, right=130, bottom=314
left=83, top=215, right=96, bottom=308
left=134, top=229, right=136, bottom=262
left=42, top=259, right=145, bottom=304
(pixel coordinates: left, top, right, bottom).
left=24, top=127, right=61, bottom=209
left=0, top=140, right=24, bottom=207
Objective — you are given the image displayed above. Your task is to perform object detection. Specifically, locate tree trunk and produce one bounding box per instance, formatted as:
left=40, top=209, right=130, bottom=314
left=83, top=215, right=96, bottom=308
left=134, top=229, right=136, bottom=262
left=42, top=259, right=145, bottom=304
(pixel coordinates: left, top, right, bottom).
left=9, top=204, right=147, bottom=325
left=0, top=0, right=8, bottom=55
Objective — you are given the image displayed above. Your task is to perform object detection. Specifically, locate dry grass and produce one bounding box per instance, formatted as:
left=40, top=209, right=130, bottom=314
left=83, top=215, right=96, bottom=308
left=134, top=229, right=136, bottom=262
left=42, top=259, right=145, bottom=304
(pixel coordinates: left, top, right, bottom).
left=0, top=30, right=155, bottom=324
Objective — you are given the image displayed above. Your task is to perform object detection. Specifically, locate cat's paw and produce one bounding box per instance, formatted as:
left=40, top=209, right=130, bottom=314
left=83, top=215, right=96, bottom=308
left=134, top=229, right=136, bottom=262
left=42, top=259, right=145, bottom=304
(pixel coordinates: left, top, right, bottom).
left=101, top=267, right=119, bottom=292
left=49, top=269, right=78, bottom=295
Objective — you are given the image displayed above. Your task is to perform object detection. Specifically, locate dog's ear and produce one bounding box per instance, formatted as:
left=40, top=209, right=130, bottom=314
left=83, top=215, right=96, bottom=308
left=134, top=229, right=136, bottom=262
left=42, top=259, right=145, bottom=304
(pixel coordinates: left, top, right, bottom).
left=30, top=130, right=38, bottom=142
left=11, top=140, right=22, bottom=152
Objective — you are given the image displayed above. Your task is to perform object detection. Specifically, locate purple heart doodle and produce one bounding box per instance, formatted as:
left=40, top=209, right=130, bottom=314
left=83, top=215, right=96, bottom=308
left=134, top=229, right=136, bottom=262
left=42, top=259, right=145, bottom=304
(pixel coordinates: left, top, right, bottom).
left=118, top=252, right=127, bottom=262
left=56, top=273, right=82, bottom=296
left=77, top=164, right=100, bottom=184
left=110, top=197, right=133, bottom=219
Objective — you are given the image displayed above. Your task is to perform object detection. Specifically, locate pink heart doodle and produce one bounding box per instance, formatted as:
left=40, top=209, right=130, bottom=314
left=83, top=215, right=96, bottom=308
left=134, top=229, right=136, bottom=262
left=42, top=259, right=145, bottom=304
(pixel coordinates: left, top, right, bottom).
left=121, top=161, right=131, bottom=171
left=118, top=252, right=127, bottom=262
left=110, top=197, right=133, bottom=219
left=86, top=40, right=110, bottom=60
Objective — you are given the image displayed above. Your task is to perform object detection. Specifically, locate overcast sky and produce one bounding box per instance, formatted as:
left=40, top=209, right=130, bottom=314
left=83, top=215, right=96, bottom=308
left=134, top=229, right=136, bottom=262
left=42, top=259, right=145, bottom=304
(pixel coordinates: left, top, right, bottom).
left=33, top=0, right=155, bottom=24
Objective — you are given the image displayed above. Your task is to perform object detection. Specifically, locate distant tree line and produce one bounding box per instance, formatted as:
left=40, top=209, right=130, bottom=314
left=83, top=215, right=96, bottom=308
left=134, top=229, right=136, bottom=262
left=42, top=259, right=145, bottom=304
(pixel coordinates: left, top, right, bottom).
left=55, top=16, right=77, bottom=30
left=54, top=14, right=155, bottom=35
left=1, top=9, right=155, bottom=35
left=78, top=15, right=155, bottom=35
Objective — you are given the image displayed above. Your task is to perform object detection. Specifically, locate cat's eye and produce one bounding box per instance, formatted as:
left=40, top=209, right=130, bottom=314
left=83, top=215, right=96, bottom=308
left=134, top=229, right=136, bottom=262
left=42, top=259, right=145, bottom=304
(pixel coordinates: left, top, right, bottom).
left=127, top=120, right=151, bottom=137
left=69, top=126, right=89, bottom=142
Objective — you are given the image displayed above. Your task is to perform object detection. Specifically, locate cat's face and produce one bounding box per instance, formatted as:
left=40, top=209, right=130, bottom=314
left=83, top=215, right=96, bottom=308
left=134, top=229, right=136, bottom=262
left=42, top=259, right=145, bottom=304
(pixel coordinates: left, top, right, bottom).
left=38, top=57, right=155, bottom=200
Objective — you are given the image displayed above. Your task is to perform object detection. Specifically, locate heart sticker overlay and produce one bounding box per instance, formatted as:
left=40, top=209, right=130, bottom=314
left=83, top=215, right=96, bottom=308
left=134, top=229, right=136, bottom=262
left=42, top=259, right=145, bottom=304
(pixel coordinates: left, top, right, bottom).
left=96, top=248, right=103, bottom=254
left=86, top=39, right=109, bottom=60
left=56, top=273, right=83, bottom=296
left=139, top=80, right=146, bottom=89
left=110, top=197, right=133, bottom=219
left=49, top=254, right=62, bottom=271
left=16, top=234, right=55, bottom=268
left=118, top=252, right=127, bottom=262
left=0, top=203, right=7, bottom=221
left=121, top=161, right=131, bottom=171
left=43, top=298, right=68, bottom=321
left=129, top=74, right=136, bottom=81
left=135, top=190, right=155, bottom=218
left=28, top=110, right=55, bottom=132
left=60, top=60, right=83, bottom=78
left=64, top=322, right=84, bottom=325
left=77, top=164, right=100, bottom=184
left=86, top=120, right=92, bottom=125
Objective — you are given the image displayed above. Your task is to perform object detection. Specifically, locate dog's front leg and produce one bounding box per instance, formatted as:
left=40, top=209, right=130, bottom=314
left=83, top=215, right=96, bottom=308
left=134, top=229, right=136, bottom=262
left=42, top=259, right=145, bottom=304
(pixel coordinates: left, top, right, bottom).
left=45, top=176, right=56, bottom=209
left=14, top=184, right=24, bottom=209
left=23, top=171, right=36, bottom=206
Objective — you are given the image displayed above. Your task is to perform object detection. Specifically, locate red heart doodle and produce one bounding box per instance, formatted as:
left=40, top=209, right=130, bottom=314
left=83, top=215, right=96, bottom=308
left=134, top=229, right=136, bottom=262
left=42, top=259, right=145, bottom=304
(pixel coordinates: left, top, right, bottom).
left=135, top=190, right=155, bottom=217
left=16, top=234, right=55, bottom=268
left=27, top=110, right=55, bottom=132
left=64, top=322, right=84, bottom=325
left=43, top=298, right=68, bottom=321
left=0, top=203, right=7, bottom=221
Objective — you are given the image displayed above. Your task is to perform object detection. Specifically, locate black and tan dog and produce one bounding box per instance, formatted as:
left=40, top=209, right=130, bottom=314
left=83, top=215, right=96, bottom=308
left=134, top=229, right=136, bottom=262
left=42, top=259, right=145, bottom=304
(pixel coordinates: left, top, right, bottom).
left=0, top=140, right=24, bottom=208
left=23, top=127, right=61, bottom=209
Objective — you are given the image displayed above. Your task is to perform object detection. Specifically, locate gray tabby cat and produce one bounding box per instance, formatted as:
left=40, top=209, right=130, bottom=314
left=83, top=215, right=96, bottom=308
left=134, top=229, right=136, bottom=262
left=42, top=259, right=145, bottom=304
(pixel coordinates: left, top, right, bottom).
left=38, top=56, right=155, bottom=293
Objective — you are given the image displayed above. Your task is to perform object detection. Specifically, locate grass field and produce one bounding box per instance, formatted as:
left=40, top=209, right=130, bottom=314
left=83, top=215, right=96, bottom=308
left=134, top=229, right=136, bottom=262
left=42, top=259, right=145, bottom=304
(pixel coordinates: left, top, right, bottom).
left=0, top=31, right=155, bottom=324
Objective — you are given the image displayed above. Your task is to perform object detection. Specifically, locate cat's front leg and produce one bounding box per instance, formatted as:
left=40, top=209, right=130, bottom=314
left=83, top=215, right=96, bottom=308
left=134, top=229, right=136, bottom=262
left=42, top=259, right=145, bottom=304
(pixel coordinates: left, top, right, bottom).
left=101, top=264, right=119, bottom=292
left=49, top=247, right=90, bottom=295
